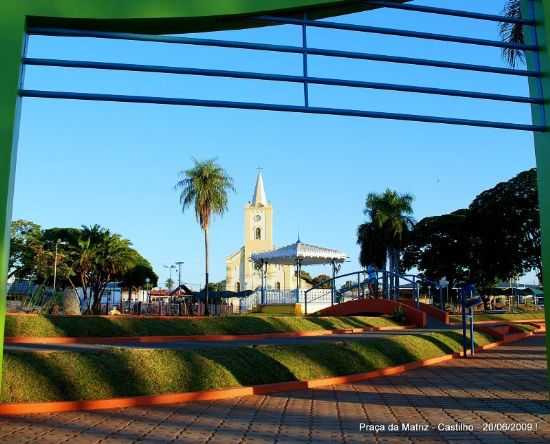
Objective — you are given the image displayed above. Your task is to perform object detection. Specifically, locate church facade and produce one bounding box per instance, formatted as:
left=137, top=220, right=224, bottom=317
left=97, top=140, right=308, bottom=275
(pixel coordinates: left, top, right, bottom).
left=225, top=172, right=300, bottom=292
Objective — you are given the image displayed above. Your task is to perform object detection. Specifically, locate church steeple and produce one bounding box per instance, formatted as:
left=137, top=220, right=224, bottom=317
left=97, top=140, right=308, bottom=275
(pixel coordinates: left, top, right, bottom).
left=252, top=171, right=268, bottom=206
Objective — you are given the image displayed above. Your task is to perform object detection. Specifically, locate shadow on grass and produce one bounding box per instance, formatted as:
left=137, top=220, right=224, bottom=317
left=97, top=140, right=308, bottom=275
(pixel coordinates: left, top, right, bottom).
left=408, top=333, right=458, bottom=355
left=194, top=347, right=297, bottom=386
left=1, top=352, right=81, bottom=403
left=306, top=317, right=337, bottom=330
left=7, top=314, right=301, bottom=338
left=1, top=349, right=153, bottom=403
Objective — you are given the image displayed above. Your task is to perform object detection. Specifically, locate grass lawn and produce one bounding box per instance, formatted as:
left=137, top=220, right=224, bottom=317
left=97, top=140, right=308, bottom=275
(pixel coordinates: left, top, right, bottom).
left=4, top=314, right=405, bottom=338
left=450, top=312, right=545, bottom=323
left=1, top=330, right=495, bottom=403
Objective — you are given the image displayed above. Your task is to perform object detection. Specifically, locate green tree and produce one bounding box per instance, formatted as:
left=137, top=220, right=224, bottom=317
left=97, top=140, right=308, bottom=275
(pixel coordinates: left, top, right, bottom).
left=8, top=220, right=42, bottom=279
left=68, top=225, right=135, bottom=313
left=175, top=158, right=235, bottom=314
left=311, top=274, right=332, bottom=289
left=165, top=277, right=175, bottom=290
left=297, top=270, right=313, bottom=284
left=208, top=280, right=226, bottom=292
left=357, top=222, right=386, bottom=270
left=402, top=209, right=474, bottom=287
left=404, top=169, right=541, bottom=288
left=469, top=168, right=541, bottom=283
left=121, top=252, right=158, bottom=301
left=358, top=189, right=414, bottom=297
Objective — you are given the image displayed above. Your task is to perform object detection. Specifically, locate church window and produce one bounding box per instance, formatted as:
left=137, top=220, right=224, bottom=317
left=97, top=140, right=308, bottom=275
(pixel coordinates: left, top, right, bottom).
left=236, top=282, right=241, bottom=292
left=255, top=227, right=261, bottom=240
left=276, top=282, right=281, bottom=291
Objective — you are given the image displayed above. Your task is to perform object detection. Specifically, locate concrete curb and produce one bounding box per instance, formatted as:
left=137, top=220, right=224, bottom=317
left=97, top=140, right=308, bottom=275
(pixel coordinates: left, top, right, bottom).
left=0, top=329, right=536, bottom=416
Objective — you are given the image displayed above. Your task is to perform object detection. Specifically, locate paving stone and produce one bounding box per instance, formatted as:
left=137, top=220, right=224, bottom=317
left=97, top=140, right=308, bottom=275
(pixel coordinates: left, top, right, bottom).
left=1, top=335, right=549, bottom=444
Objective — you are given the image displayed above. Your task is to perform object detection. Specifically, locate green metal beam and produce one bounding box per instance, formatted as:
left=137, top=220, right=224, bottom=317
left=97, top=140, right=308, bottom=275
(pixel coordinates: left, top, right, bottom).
left=0, top=0, right=547, bottom=398
left=0, top=14, right=25, bottom=397
left=522, top=0, right=550, bottom=389
left=0, top=0, right=406, bottom=395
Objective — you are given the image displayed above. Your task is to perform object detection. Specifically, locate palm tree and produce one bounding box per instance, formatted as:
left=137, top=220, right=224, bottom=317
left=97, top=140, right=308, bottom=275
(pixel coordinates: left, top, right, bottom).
left=359, top=189, right=414, bottom=299
left=500, top=0, right=524, bottom=67
left=70, top=225, right=134, bottom=313
left=175, top=159, right=235, bottom=315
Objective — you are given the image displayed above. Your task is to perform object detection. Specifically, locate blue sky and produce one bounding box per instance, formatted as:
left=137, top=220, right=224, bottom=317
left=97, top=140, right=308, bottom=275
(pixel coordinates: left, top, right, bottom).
left=13, top=1, right=538, bottom=288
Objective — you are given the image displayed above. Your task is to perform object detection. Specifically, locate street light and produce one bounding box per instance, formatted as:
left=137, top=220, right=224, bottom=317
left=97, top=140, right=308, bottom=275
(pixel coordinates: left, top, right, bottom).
left=52, top=239, right=67, bottom=296
left=164, top=264, right=176, bottom=290
left=175, top=261, right=184, bottom=290
left=145, top=277, right=151, bottom=303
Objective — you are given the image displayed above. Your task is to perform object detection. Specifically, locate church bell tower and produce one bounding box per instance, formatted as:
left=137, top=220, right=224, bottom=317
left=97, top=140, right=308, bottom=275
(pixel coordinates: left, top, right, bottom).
left=244, top=171, right=273, bottom=253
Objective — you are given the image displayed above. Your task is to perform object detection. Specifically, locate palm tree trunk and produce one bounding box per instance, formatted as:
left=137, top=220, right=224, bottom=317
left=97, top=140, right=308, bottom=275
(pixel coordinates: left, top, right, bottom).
left=394, top=248, right=400, bottom=300
left=204, top=227, right=210, bottom=316
left=387, top=248, right=393, bottom=299
left=390, top=248, right=396, bottom=300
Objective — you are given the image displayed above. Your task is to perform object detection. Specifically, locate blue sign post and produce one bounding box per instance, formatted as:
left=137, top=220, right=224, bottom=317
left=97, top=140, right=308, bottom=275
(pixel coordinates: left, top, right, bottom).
left=461, top=284, right=481, bottom=358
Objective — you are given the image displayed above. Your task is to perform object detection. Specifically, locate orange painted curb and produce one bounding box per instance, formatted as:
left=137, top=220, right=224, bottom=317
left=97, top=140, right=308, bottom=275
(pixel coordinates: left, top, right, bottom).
left=4, top=326, right=415, bottom=346
left=0, top=331, right=532, bottom=416
left=0, top=355, right=454, bottom=416
left=449, top=319, right=545, bottom=328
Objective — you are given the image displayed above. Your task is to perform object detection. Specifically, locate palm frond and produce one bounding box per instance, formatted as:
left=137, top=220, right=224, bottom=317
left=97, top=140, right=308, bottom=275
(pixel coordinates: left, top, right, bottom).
left=175, top=158, right=235, bottom=230
left=500, top=0, right=525, bottom=68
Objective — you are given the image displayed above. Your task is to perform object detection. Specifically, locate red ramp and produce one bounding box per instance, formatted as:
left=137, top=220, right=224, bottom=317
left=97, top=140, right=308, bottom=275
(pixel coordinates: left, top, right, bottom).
left=399, top=299, right=450, bottom=325
left=317, top=299, right=427, bottom=328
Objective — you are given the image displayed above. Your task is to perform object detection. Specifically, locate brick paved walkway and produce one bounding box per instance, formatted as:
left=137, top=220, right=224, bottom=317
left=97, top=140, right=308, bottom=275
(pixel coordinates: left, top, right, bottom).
left=1, top=335, right=549, bottom=444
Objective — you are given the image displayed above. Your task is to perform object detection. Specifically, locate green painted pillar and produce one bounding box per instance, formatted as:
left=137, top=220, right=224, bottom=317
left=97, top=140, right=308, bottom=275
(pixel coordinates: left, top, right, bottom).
left=0, top=15, right=26, bottom=393
left=522, top=0, right=550, bottom=383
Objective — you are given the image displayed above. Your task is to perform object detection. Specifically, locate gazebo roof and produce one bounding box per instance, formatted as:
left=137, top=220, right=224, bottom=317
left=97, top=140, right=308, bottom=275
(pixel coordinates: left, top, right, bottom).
left=251, top=241, right=347, bottom=266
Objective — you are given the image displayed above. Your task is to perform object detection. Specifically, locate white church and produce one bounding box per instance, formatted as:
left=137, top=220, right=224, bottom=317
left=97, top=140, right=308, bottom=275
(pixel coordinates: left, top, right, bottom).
left=225, top=172, right=307, bottom=292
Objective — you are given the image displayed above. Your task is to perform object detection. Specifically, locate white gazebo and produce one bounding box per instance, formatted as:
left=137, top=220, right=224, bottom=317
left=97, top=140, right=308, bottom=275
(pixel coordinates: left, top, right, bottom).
left=250, top=240, right=347, bottom=307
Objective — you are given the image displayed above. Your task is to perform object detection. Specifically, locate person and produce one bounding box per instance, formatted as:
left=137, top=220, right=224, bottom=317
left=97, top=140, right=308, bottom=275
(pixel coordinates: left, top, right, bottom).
left=367, top=265, right=378, bottom=298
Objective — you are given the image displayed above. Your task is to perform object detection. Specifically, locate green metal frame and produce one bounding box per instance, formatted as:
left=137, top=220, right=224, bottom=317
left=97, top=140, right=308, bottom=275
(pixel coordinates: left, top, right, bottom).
left=0, top=0, right=402, bottom=394
left=523, top=0, right=550, bottom=376
left=0, top=0, right=549, bottom=394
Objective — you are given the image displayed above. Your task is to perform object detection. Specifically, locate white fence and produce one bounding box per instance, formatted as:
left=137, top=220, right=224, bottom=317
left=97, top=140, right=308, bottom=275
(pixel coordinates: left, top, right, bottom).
left=239, top=289, right=333, bottom=314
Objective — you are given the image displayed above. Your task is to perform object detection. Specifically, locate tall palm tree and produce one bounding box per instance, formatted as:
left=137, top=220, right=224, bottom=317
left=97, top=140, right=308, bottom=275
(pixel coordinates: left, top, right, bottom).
left=500, top=0, right=524, bottom=67
left=359, top=189, right=414, bottom=299
left=175, top=159, right=235, bottom=314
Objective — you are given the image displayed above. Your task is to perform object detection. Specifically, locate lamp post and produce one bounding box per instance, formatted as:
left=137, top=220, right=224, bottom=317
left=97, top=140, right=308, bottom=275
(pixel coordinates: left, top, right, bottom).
left=164, top=264, right=176, bottom=290
left=52, top=239, right=66, bottom=296
left=145, top=277, right=151, bottom=304
left=439, top=277, right=449, bottom=311
left=175, top=261, right=184, bottom=290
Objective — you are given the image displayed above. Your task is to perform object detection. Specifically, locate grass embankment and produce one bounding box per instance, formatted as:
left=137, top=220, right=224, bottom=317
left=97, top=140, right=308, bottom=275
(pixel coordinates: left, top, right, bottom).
left=2, top=330, right=494, bottom=403
left=5, top=314, right=403, bottom=338
left=450, top=312, right=545, bottom=323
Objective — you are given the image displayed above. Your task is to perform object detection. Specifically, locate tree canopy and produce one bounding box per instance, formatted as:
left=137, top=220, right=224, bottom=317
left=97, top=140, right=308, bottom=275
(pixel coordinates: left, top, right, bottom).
left=357, top=189, right=415, bottom=269
left=403, top=169, right=541, bottom=287
left=8, top=220, right=42, bottom=280
left=9, top=222, right=158, bottom=313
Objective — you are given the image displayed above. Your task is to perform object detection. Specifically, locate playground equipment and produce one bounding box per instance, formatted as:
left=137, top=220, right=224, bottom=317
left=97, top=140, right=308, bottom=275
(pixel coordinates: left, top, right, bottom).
left=1, top=0, right=550, bottom=392
left=303, top=268, right=445, bottom=315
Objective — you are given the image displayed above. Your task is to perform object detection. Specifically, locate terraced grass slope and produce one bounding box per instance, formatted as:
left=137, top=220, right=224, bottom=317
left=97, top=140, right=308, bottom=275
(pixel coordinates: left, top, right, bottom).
left=5, top=314, right=404, bottom=338
left=1, top=330, right=494, bottom=403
